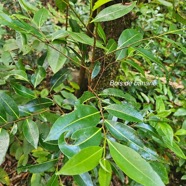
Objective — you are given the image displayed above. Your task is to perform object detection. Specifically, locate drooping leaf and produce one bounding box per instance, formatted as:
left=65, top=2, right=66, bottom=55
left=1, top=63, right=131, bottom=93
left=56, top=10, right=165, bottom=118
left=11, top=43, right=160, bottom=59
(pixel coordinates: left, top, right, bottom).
left=97, top=23, right=106, bottom=43
left=91, top=62, right=101, bottom=80
left=45, top=105, right=100, bottom=141
left=31, top=66, right=46, bottom=88
left=23, top=119, right=39, bottom=149
left=105, top=120, right=159, bottom=161
left=99, top=159, right=112, bottom=186
left=0, top=92, right=19, bottom=119
left=108, top=140, right=165, bottom=186
left=23, top=98, right=53, bottom=112
left=56, top=146, right=103, bottom=175
left=11, top=82, right=35, bottom=99
left=6, top=70, right=29, bottom=82
left=33, top=8, right=49, bottom=28
left=105, top=104, right=143, bottom=122
left=0, top=129, right=9, bottom=165
left=92, top=2, right=136, bottom=22
left=18, top=159, right=57, bottom=173
left=116, top=29, right=143, bottom=60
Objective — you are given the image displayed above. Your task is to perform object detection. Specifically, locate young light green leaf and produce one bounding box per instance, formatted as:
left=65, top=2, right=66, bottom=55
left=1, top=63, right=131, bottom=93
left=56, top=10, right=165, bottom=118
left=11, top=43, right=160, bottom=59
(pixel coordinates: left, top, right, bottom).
left=92, top=0, right=113, bottom=11
left=92, top=2, right=136, bottom=22
left=56, top=146, right=103, bottom=175
left=0, top=129, right=9, bottom=165
left=91, top=62, right=101, bottom=80
left=105, top=104, right=143, bottom=122
left=0, top=92, right=19, bottom=119
left=108, top=140, right=165, bottom=186
left=33, top=8, right=49, bottom=28
left=11, top=82, right=35, bottom=99
left=99, top=159, right=112, bottom=186
left=23, top=119, right=39, bottom=149
left=116, top=29, right=143, bottom=60
left=45, top=105, right=100, bottom=141
left=31, top=66, right=46, bottom=88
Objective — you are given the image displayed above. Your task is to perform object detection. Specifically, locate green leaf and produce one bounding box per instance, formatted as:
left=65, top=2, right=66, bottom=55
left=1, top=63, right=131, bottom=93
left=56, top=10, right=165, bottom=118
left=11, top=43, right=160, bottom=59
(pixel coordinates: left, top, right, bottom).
left=79, top=91, right=96, bottom=104
left=155, top=122, right=174, bottom=145
left=6, top=70, right=29, bottom=82
left=56, top=146, right=103, bottom=175
left=0, top=129, right=9, bottom=165
left=116, top=29, right=143, bottom=60
left=18, top=159, right=57, bottom=173
left=0, top=102, right=7, bottom=122
left=11, top=82, right=35, bottom=99
left=99, top=159, right=112, bottom=186
left=105, top=120, right=159, bottom=161
left=97, top=23, right=106, bottom=43
left=31, top=66, right=46, bottom=88
left=91, top=62, right=101, bottom=80
left=175, top=129, right=186, bottom=136
left=18, top=0, right=38, bottom=12
left=33, top=8, right=49, bottom=28
left=23, top=98, right=53, bottom=112
left=46, top=174, right=59, bottom=186
left=23, top=119, right=39, bottom=149
left=174, top=108, right=186, bottom=116
left=100, top=88, right=127, bottom=98
left=50, top=68, right=69, bottom=91
left=92, top=0, right=113, bottom=11
left=0, top=168, right=10, bottom=185
left=45, top=105, right=100, bottom=141
left=156, top=0, right=173, bottom=7
left=156, top=96, right=165, bottom=112
left=106, top=39, right=117, bottom=54
left=105, top=104, right=143, bottom=122
left=92, top=2, right=136, bottom=22
left=0, top=92, right=19, bottom=119
left=51, top=30, right=69, bottom=41
left=47, top=45, right=67, bottom=73
left=68, top=31, right=105, bottom=49
left=108, top=140, right=165, bottom=186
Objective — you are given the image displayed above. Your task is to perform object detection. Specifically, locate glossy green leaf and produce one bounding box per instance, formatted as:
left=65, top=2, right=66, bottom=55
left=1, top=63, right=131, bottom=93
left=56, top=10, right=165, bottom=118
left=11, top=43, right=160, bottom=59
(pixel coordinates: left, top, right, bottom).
left=174, top=108, right=186, bottom=116
left=92, top=0, right=113, bottom=11
left=0, top=129, right=9, bottom=165
left=105, top=104, right=143, bottom=122
left=0, top=92, right=19, bottom=119
left=47, top=45, right=67, bottom=73
left=11, top=82, right=35, bottom=99
left=31, top=66, right=46, bottom=88
left=92, top=2, right=136, bottom=22
left=155, top=122, right=174, bottom=145
left=106, top=39, right=117, bottom=54
left=0, top=102, right=7, bottom=122
left=175, top=129, right=186, bottom=136
left=6, top=70, right=29, bottom=82
left=18, top=0, right=38, bottom=12
left=50, top=68, right=69, bottom=90
left=79, top=91, right=96, bottom=104
left=56, top=146, right=103, bottom=175
left=46, top=174, right=59, bottom=186
left=33, top=8, right=49, bottom=28
left=97, top=23, right=106, bottom=43
left=73, top=173, right=94, bottom=186
left=23, top=119, right=39, bottom=148
left=45, top=105, right=100, bottom=141
left=23, top=98, right=53, bottom=112
left=116, top=29, right=143, bottom=60
left=71, top=127, right=102, bottom=148
left=68, top=31, right=105, bottom=49
left=108, top=140, right=165, bottom=186
left=100, top=88, right=127, bottom=98
left=51, top=30, right=69, bottom=41
left=91, top=62, right=101, bottom=80
left=18, top=159, right=57, bottom=173
left=105, top=120, right=159, bottom=161
left=99, top=159, right=112, bottom=186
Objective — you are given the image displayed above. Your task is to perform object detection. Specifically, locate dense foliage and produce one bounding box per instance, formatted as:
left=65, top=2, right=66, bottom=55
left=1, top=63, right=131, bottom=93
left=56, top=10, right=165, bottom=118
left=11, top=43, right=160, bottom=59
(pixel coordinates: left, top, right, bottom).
left=0, top=0, right=186, bottom=185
